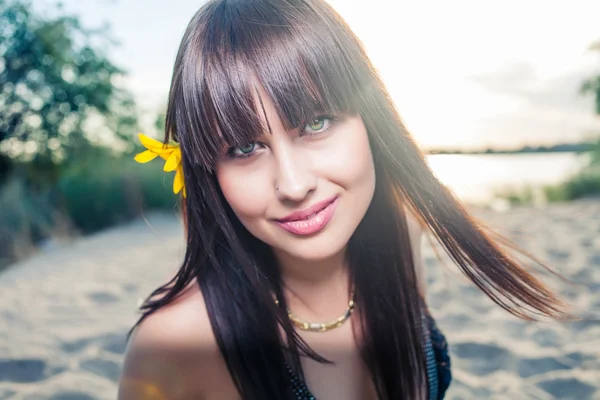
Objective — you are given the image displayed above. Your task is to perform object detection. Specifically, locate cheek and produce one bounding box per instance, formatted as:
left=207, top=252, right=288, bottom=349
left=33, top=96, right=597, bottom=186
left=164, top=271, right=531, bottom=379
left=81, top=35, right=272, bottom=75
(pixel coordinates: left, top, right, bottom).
left=215, top=166, right=270, bottom=220
left=317, top=120, right=375, bottom=189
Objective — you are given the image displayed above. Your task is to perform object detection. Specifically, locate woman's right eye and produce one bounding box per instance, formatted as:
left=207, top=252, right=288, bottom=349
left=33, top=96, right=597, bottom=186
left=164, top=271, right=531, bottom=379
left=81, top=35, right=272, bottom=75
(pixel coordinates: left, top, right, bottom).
left=228, top=142, right=258, bottom=158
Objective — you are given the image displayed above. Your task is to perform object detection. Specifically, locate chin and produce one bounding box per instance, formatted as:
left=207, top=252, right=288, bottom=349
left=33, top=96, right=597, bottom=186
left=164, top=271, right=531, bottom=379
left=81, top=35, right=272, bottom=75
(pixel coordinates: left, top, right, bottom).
left=274, top=235, right=349, bottom=262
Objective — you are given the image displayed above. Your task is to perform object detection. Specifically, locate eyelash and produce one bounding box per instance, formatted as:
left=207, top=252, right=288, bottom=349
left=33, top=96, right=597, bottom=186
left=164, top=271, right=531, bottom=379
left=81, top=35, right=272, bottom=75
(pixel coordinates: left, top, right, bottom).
left=226, top=114, right=337, bottom=159
left=303, top=114, right=337, bottom=137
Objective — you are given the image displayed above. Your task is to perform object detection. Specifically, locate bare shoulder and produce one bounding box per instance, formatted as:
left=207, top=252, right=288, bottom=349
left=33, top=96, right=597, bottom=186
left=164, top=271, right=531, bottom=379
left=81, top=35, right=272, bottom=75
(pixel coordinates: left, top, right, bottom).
left=118, top=282, right=237, bottom=400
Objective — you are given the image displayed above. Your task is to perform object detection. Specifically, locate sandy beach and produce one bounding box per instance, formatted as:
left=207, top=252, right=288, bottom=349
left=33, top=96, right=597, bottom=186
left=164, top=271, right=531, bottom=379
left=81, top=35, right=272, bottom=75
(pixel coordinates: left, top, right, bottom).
left=0, top=200, right=599, bottom=399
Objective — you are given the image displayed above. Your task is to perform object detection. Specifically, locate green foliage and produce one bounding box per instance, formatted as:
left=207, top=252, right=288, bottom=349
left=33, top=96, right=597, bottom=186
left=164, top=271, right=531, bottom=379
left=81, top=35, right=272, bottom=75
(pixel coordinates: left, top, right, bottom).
left=155, top=109, right=166, bottom=135
left=57, top=151, right=178, bottom=233
left=496, top=187, right=535, bottom=207
left=580, top=40, right=600, bottom=115
left=589, top=138, right=600, bottom=166
left=0, top=0, right=178, bottom=268
left=580, top=76, right=600, bottom=115
left=548, top=38, right=600, bottom=202
left=0, top=0, right=138, bottom=187
left=544, top=167, right=600, bottom=202
left=0, top=149, right=178, bottom=268
left=499, top=164, right=600, bottom=205
left=0, top=177, right=68, bottom=269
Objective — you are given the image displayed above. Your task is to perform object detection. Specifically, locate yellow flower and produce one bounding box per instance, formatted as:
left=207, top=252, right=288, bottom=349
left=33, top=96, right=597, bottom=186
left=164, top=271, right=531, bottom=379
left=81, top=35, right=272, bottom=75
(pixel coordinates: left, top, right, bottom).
left=134, top=133, right=186, bottom=197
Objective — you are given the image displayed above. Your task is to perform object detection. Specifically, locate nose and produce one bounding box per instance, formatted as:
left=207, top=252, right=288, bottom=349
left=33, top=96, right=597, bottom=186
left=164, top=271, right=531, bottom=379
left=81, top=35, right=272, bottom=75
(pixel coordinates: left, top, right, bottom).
left=273, top=142, right=317, bottom=202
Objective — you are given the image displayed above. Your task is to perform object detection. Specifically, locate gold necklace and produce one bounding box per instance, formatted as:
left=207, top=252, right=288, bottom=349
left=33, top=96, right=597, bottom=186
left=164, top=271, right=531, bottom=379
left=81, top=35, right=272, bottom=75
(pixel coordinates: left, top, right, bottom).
left=275, top=285, right=356, bottom=333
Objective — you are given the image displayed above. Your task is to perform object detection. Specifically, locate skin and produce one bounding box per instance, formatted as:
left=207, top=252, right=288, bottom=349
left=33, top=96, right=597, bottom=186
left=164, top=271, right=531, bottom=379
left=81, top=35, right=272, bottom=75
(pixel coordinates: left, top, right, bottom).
left=216, top=85, right=376, bottom=320
left=118, top=88, right=426, bottom=399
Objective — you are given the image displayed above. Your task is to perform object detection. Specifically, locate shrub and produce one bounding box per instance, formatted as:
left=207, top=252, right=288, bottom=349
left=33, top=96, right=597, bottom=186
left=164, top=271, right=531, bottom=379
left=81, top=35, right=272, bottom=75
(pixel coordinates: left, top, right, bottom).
left=57, top=153, right=177, bottom=233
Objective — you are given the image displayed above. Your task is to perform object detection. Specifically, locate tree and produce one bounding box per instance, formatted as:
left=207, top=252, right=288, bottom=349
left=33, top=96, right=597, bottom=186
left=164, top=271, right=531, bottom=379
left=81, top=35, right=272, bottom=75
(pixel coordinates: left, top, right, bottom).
left=0, top=0, right=138, bottom=186
left=580, top=39, right=600, bottom=167
left=580, top=40, right=600, bottom=115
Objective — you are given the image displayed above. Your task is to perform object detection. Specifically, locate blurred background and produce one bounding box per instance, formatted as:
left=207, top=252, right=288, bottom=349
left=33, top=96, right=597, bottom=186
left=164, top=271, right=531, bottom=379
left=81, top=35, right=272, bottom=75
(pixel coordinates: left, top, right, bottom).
left=0, top=0, right=599, bottom=399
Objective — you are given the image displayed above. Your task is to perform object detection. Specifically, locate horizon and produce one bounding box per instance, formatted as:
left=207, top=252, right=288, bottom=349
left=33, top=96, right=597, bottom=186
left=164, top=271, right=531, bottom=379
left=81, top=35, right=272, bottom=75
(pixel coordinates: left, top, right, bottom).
left=36, top=0, right=600, bottom=150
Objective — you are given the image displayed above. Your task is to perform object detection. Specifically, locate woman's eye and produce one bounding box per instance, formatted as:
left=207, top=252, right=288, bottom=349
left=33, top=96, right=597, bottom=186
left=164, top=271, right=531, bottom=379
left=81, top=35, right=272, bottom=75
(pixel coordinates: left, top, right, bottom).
left=307, top=117, right=326, bottom=131
left=303, top=116, right=334, bottom=134
left=229, top=142, right=257, bottom=158
left=238, top=143, right=255, bottom=154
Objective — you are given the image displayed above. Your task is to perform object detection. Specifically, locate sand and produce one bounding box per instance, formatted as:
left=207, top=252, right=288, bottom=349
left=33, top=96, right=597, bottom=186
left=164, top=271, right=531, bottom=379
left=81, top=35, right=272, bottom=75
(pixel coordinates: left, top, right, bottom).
left=0, top=200, right=599, bottom=399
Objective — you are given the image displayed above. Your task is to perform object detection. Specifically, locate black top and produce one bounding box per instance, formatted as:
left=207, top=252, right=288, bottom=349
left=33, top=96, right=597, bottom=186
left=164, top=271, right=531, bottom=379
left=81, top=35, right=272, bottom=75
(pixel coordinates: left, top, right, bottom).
left=285, top=314, right=452, bottom=399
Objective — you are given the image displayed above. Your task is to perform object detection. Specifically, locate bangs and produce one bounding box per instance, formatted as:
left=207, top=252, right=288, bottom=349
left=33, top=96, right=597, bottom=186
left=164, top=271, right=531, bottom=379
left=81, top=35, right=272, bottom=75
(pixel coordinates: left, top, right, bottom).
left=174, top=0, right=370, bottom=170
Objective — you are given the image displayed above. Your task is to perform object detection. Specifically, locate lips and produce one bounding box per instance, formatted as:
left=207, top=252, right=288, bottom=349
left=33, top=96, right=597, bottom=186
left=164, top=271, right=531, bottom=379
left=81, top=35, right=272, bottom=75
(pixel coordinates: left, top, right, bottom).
left=277, top=196, right=337, bottom=222
left=275, top=196, right=339, bottom=236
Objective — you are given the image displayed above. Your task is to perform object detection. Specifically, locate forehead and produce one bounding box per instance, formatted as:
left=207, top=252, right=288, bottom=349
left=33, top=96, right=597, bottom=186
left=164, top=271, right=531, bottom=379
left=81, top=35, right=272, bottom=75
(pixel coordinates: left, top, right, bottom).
left=176, top=1, right=369, bottom=169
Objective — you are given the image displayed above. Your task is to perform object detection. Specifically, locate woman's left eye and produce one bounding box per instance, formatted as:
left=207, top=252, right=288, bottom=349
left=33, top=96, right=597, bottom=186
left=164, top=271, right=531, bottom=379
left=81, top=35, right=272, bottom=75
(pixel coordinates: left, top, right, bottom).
left=227, top=142, right=260, bottom=159
left=303, top=115, right=335, bottom=135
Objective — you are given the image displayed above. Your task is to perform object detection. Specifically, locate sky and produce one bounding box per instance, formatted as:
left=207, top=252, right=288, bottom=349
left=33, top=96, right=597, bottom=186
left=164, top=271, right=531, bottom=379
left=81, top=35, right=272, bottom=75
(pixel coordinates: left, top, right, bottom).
left=37, top=0, right=600, bottom=150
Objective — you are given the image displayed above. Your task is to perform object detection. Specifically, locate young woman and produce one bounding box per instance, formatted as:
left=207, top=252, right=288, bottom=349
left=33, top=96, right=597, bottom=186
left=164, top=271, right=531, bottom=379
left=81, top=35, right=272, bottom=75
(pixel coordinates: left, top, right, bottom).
left=119, top=0, right=568, bottom=398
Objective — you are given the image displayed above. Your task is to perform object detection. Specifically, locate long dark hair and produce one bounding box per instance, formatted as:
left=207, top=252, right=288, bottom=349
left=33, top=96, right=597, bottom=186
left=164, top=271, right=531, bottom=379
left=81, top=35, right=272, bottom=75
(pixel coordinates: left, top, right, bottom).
left=131, top=0, right=568, bottom=398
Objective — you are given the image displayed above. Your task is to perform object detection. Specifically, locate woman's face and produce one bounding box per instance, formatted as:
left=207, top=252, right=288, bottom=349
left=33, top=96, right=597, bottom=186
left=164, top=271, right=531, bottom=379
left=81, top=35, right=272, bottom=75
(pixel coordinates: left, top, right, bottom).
left=215, top=88, right=375, bottom=262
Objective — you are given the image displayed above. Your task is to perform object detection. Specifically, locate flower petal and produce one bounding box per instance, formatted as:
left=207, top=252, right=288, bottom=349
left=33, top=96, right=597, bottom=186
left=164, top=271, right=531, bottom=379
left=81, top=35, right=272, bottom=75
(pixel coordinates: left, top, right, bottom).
left=138, top=133, right=166, bottom=151
left=134, top=150, right=159, bottom=163
left=158, top=149, right=174, bottom=161
left=173, top=166, right=185, bottom=195
left=164, top=152, right=179, bottom=172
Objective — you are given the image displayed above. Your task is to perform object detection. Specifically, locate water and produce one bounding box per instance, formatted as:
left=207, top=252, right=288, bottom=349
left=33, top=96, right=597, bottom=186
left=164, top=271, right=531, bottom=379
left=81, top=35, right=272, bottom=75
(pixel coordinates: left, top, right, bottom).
left=425, top=152, right=588, bottom=205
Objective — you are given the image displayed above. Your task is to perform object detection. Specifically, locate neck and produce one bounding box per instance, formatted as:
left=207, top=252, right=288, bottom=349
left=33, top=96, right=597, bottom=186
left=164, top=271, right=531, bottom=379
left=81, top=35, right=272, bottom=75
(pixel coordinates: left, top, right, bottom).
left=273, top=247, right=352, bottom=321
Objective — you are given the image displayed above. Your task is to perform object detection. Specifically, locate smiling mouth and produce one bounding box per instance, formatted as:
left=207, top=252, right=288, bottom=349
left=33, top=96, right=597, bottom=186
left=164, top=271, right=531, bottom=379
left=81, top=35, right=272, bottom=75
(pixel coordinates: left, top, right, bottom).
left=275, top=196, right=338, bottom=236
left=276, top=196, right=337, bottom=222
